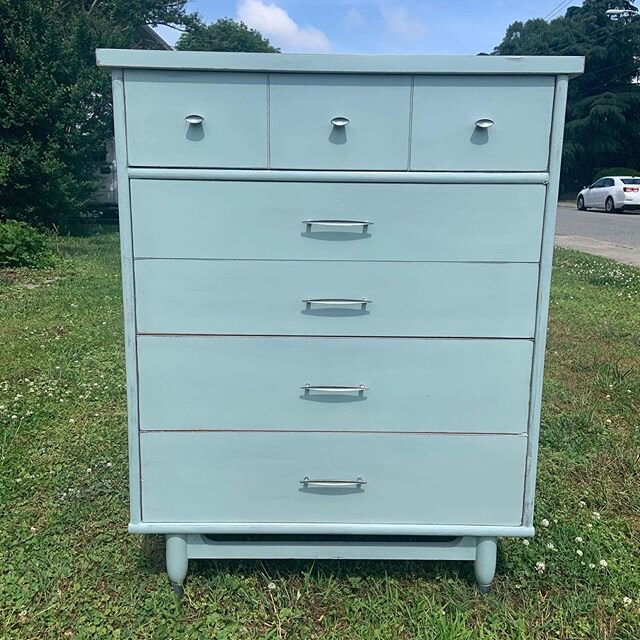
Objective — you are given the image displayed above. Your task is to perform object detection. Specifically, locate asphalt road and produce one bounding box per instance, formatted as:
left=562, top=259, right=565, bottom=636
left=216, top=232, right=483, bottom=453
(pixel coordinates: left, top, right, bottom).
left=555, top=204, right=640, bottom=266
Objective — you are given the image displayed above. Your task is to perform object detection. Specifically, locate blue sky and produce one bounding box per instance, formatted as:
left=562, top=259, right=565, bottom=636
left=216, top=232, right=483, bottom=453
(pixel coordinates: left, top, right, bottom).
left=155, top=0, right=575, bottom=54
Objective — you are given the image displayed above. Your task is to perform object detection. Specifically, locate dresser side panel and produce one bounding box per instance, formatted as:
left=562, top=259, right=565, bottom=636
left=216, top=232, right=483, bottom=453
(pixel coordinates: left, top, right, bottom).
left=112, top=70, right=141, bottom=525
left=523, top=75, right=569, bottom=527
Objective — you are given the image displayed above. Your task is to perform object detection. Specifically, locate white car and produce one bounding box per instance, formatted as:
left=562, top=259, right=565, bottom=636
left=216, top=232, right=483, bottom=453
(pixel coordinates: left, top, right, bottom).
left=576, top=176, right=640, bottom=212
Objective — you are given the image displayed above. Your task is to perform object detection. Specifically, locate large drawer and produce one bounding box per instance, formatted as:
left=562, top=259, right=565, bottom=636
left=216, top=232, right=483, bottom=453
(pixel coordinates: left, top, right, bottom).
left=124, top=70, right=268, bottom=168
left=140, top=431, right=527, bottom=525
left=130, top=180, right=546, bottom=262
left=137, top=337, right=533, bottom=433
left=411, top=75, right=554, bottom=171
left=269, top=74, right=411, bottom=170
left=135, top=260, right=538, bottom=338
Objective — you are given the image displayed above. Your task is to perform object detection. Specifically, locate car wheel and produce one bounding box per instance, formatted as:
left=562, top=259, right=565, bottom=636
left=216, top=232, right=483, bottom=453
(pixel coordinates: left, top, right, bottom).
left=577, top=195, right=586, bottom=211
left=605, top=197, right=615, bottom=213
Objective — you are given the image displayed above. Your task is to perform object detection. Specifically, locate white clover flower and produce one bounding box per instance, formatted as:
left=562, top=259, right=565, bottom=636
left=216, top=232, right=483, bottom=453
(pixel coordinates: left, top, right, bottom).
left=86, top=468, right=92, bottom=473
left=575, top=537, right=583, bottom=543
left=589, top=563, right=596, bottom=569
left=587, top=523, right=593, bottom=529
left=106, top=462, right=112, bottom=468
left=599, top=559, right=608, bottom=568
left=546, top=543, right=556, bottom=550
left=29, top=526, right=36, bottom=533
left=69, top=418, right=75, bottom=423
left=541, top=518, right=550, bottom=528
left=535, top=561, right=546, bottom=574
left=522, top=539, right=530, bottom=546
left=579, top=501, right=586, bottom=508
left=576, top=549, right=583, bottom=557
left=605, top=394, right=611, bottom=400
left=623, top=597, right=632, bottom=606
left=605, top=419, right=612, bottom=424
left=592, top=512, right=601, bottom=520
left=267, top=582, right=276, bottom=590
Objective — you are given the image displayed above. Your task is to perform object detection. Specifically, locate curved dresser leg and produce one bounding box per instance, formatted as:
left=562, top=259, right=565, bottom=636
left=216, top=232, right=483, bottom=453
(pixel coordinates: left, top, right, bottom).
left=474, top=537, right=497, bottom=594
left=166, top=534, right=189, bottom=597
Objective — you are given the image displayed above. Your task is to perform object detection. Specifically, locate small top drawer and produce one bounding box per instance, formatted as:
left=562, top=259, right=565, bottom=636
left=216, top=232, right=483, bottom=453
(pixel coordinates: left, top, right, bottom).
left=269, top=74, right=411, bottom=170
left=124, top=70, right=268, bottom=168
left=410, top=75, right=555, bottom=171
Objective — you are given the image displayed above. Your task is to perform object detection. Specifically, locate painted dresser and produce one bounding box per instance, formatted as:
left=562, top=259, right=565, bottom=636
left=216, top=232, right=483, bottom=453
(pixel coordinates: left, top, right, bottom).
left=97, top=50, right=584, bottom=595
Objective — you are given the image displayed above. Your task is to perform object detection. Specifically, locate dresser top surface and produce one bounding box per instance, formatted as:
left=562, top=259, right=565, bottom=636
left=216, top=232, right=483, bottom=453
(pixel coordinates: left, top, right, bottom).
left=96, top=49, right=584, bottom=76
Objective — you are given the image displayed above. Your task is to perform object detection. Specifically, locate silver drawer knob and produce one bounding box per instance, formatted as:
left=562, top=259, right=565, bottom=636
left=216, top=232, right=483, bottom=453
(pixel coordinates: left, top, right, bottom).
left=330, top=116, right=350, bottom=127
left=185, top=114, right=204, bottom=125
left=475, top=118, right=494, bottom=129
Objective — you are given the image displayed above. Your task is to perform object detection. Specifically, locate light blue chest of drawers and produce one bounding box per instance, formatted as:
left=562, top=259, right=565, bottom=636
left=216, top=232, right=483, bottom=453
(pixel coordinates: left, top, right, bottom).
left=97, top=49, right=584, bottom=595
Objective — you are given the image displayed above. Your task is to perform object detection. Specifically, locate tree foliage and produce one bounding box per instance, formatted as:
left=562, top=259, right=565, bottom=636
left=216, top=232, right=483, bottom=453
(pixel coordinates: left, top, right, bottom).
left=0, top=0, right=190, bottom=231
left=176, top=17, right=279, bottom=53
left=493, top=0, right=640, bottom=193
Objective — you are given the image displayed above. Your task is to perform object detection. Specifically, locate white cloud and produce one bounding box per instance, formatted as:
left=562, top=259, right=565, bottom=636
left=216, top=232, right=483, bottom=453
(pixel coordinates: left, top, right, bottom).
left=237, top=0, right=331, bottom=52
left=380, top=5, right=427, bottom=41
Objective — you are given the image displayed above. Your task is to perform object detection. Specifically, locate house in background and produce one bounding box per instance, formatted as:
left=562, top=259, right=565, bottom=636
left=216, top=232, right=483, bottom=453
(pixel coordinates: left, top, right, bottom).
left=93, top=26, right=171, bottom=214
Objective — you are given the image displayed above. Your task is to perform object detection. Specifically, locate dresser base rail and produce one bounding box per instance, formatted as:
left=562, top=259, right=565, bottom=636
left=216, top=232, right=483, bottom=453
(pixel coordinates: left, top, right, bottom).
left=131, top=522, right=533, bottom=536
left=164, top=533, right=498, bottom=597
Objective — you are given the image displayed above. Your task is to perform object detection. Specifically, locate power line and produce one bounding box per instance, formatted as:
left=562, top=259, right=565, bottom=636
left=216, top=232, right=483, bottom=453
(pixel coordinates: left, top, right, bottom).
left=544, top=0, right=574, bottom=21
left=545, top=14, right=639, bottom=56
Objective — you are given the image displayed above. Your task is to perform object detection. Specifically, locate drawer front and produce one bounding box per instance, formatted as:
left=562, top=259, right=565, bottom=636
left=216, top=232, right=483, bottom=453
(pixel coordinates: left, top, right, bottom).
left=411, top=76, right=554, bottom=171
left=140, top=431, right=527, bottom=525
left=269, top=74, right=411, bottom=170
left=137, top=337, right=533, bottom=433
left=124, top=70, right=267, bottom=168
left=135, top=260, right=538, bottom=338
left=130, top=180, right=546, bottom=262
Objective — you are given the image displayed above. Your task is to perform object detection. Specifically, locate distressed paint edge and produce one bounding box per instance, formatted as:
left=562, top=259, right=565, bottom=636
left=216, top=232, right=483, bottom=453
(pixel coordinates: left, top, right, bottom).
left=96, top=49, right=584, bottom=76
left=129, top=522, right=535, bottom=536
left=523, top=74, right=570, bottom=527
left=127, top=168, right=550, bottom=184
left=112, top=70, right=142, bottom=525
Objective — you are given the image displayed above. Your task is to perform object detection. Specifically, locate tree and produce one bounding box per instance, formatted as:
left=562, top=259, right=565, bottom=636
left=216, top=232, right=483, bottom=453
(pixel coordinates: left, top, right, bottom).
left=176, top=17, right=279, bottom=53
left=493, top=0, right=640, bottom=193
left=0, top=0, right=191, bottom=231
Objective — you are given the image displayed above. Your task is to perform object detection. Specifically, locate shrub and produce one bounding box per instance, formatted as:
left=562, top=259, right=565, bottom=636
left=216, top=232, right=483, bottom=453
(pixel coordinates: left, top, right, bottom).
left=0, top=220, right=49, bottom=267
left=0, top=1, right=192, bottom=232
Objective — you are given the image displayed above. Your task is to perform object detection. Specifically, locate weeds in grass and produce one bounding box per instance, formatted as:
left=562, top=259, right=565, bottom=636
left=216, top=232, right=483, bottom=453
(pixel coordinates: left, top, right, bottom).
left=0, top=239, right=639, bottom=638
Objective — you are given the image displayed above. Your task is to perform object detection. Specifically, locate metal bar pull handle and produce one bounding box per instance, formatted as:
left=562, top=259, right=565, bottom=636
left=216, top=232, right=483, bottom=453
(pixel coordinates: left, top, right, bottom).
left=475, top=118, right=494, bottom=129
left=303, top=298, right=371, bottom=310
left=301, top=477, right=366, bottom=488
left=301, top=384, right=368, bottom=393
left=303, top=219, right=372, bottom=232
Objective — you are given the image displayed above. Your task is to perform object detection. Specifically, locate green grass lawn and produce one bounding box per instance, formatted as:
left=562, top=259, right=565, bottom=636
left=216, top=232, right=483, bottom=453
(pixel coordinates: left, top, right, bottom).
left=1, top=231, right=639, bottom=639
